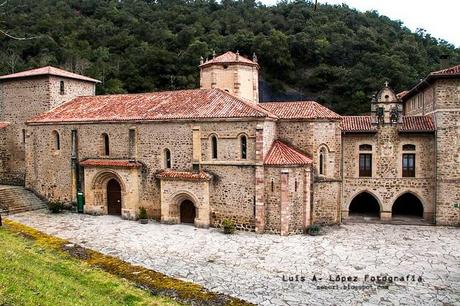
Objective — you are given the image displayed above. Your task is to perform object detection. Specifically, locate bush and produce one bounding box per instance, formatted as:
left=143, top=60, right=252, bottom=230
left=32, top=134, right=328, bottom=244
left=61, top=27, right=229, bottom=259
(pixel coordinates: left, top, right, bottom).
left=222, top=219, right=236, bottom=234
left=47, top=201, right=64, bottom=214
left=305, top=224, right=321, bottom=236
left=138, top=207, right=148, bottom=220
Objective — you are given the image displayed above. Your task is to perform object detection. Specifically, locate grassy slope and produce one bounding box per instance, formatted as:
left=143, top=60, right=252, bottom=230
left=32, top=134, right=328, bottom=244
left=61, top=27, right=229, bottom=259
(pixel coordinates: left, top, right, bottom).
left=0, top=228, right=179, bottom=306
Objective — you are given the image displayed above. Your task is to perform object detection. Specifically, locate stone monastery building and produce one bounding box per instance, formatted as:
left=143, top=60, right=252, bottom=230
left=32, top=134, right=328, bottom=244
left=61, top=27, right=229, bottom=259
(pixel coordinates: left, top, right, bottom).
left=0, top=52, right=459, bottom=234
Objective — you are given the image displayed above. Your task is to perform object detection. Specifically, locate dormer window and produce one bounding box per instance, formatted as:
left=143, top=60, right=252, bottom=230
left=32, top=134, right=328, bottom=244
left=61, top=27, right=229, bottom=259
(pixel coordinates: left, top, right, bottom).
left=60, top=81, right=65, bottom=95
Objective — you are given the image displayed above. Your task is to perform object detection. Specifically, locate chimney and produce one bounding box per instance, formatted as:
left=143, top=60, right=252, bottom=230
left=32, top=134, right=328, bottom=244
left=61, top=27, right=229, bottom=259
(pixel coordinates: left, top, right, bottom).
left=440, top=54, right=450, bottom=69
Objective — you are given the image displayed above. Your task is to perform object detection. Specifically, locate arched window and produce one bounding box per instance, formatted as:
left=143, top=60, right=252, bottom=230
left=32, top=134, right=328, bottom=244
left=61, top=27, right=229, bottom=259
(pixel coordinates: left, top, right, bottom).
left=294, top=179, right=298, bottom=192
left=271, top=179, right=274, bottom=192
left=102, top=133, right=110, bottom=156
left=319, top=148, right=326, bottom=175
left=240, top=135, right=247, bottom=159
left=60, top=81, right=65, bottom=95
left=164, top=149, right=171, bottom=169
left=52, top=131, right=60, bottom=151
left=211, top=135, right=218, bottom=159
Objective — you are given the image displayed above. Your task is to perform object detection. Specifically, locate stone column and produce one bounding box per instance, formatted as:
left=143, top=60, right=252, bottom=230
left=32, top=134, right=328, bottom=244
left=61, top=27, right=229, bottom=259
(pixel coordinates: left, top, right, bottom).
left=255, top=124, right=265, bottom=233
left=280, top=169, right=290, bottom=236
left=303, top=167, right=312, bottom=229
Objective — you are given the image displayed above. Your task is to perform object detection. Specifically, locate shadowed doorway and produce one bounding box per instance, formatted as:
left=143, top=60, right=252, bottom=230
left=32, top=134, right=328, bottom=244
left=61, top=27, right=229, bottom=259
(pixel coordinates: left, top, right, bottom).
left=392, top=193, right=424, bottom=218
left=349, top=192, right=380, bottom=218
left=107, top=179, right=122, bottom=215
left=180, top=200, right=196, bottom=224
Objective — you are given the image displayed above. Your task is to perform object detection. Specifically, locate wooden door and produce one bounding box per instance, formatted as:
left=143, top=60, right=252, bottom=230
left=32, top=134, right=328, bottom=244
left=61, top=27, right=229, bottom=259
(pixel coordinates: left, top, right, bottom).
left=180, top=200, right=196, bottom=224
left=107, top=179, right=122, bottom=215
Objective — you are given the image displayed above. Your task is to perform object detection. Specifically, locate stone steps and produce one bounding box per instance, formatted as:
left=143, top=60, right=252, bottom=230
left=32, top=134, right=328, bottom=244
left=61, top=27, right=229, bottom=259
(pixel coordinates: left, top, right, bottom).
left=0, top=185, right=46, bottom=215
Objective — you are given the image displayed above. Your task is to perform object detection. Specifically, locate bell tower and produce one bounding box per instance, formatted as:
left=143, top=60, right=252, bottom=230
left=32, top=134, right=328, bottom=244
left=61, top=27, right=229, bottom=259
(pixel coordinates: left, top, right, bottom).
left=371, top=82, right=403, bottom=126
left=199, top=51, right=259, bottom=104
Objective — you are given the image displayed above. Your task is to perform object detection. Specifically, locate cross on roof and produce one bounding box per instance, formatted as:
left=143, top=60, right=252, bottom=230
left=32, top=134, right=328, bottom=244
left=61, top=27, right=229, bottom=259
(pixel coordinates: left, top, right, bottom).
left=385, top=81, right=389, bottom=87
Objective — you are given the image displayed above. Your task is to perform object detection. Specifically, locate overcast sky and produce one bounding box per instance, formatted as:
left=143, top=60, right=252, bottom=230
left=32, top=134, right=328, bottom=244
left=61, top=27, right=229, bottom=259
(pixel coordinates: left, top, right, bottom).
left=259, top=0, right=460, bottom=47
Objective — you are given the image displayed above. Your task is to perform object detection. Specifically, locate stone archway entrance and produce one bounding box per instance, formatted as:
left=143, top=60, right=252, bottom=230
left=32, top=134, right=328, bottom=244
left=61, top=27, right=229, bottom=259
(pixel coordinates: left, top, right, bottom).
left=349, top=192, right=380, bottom=219
left=392, top=193, right=424, bottom=219
left=107, top=179, right=122, bottom=215
left=180, top=200, right=196, bottom=224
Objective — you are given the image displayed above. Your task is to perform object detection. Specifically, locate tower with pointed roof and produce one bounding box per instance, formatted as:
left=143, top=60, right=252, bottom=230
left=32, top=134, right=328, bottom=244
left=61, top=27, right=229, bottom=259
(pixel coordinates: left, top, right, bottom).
left=199, top=51, right=259, bottom=104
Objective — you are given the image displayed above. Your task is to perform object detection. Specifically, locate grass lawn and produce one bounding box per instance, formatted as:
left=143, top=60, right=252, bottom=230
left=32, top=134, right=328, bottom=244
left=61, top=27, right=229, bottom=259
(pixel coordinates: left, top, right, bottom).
left=0, top=227, right=179, bottom=306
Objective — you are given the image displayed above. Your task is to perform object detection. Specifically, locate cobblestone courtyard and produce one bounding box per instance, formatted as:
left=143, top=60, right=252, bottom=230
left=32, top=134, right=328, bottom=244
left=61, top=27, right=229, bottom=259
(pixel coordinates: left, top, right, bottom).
left=7, top=210, right=460, bottom=306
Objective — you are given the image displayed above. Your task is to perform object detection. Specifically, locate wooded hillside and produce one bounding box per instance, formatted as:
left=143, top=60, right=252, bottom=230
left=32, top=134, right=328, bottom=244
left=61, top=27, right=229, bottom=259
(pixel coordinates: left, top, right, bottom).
left=1, top=0, right=459, bottom=114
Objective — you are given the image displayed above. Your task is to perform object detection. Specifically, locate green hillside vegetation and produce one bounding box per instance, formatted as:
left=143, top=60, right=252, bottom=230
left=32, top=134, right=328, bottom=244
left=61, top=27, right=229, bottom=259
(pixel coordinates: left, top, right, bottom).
left=1, top=0, right=459, bottom=114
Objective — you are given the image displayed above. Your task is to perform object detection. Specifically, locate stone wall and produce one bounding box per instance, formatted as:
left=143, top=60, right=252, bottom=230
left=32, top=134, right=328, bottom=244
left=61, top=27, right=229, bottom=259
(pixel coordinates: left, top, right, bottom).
left=312, top=180, right=341, bottom=224
left=264, top=167, right=309, bottom=234
left=432, top=79, right=460, bottom=225
left=200, top=64, right=259, bottom=103
left=0, top=76, right=95, bottom=185
left=26, top=119, right=269, bottom=230
left=275, top=120, right=341, bottom=178
left=342, top=126, right=436, bottom=221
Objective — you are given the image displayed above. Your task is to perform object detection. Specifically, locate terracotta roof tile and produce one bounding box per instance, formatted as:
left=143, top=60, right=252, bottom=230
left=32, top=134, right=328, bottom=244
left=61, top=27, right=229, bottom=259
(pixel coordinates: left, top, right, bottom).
left=342, top=116, right=435, bottom=133
left=264, top=140, right=313, bottom=166
left=401, top=64, right=460, bottom=101
left=0, top=66, right=100, bottom=83
left=431, top=64, right=460, bottom=76
left=260, top=101, right=341, bottom=120
left=0, top=122, right=10, bottom=129
left=28, top=89, right=275, bottom=124
left=341, top=116, right=376, bottom=132
left=397, top=91, right=409, bottom=99
left=156, top=170, right=212, bottom=181
left=399, top=116, right=435, bottom=132
left=200, top=51, right=257, bottom=68
left=80, top=159, right=143, bottom=168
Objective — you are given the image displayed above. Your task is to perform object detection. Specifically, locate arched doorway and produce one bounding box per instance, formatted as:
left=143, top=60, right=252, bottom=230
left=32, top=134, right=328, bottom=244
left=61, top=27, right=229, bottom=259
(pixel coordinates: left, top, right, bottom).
left=392, top=193, right=424, bottom=218
left=349, top=192, right=380, bottom=219
left=180, top=200, right=196, bottom=224
left=107, top=179, right=122, bottom=215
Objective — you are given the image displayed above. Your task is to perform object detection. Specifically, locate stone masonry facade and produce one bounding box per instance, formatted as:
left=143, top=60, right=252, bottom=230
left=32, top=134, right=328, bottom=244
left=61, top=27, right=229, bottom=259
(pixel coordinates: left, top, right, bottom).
left=0, top=53, right=459, bottom=235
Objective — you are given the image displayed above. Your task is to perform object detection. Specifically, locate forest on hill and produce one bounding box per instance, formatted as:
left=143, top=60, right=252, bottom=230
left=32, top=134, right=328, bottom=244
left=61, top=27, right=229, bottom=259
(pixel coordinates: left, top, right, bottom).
left=1, top=0, right=459, bottom=114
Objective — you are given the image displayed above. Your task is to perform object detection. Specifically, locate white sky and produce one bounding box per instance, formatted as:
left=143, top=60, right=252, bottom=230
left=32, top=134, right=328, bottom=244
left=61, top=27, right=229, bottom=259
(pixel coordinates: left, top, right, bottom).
left=259, top=0, right=460, bottom=47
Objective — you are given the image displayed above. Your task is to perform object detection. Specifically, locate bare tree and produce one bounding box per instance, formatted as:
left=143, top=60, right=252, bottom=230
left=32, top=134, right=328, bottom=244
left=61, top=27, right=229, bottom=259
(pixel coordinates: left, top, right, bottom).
left=0, top=0, right=41, bottom=40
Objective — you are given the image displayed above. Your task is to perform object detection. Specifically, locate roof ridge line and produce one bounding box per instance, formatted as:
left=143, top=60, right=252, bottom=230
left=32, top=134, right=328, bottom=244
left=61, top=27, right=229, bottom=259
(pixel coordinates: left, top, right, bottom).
left=214, top=88, right=278, bottom=119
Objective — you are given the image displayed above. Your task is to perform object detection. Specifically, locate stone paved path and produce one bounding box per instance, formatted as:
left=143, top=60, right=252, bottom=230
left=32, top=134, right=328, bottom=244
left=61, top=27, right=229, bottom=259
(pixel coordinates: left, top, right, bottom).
left=7, top=210, right=460, bottom=306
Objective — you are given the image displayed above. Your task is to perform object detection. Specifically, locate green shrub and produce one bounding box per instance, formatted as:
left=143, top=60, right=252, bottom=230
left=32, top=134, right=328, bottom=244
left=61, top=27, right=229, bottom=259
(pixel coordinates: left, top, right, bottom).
left=305, top=224, right=321, bottom=236
left=222, top=219, right=236, bottom=234
left=47, top=201, right=64, bottom=214
left=138, top=207, right=148, bottom=220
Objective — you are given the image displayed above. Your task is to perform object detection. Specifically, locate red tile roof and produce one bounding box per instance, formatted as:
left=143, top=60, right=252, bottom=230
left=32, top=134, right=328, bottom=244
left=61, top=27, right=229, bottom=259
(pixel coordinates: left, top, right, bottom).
left=342, top=116, right=435, bottom=133
left=431, top=64, right=460, bottom=76
left=397, top=91, right=409, bottom=99
left=260, top=101, right=341, bottom=120
left=0, top=66, right=100, bottom=83
left=341, top=116, right=377, bottom=133
left=156, top=170, right=212, bottom=181
left=399, top=116, right=435, bottom=132
left=80, top=159, right=143, bottom=168
left=200, top=51, right=258, bottom=68
left=28, top=89, right=275, bottom=124
left=264, top=140, right=313, bottom=166
left=401, top=64, right=460, bottom=101
left=0, top=122, right=10, bottom=129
